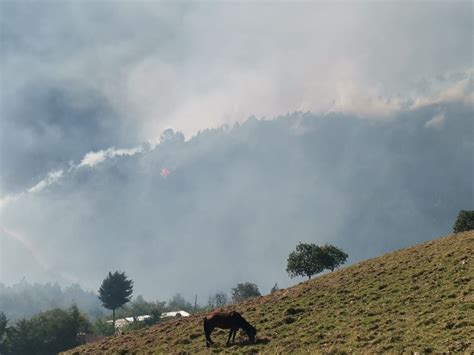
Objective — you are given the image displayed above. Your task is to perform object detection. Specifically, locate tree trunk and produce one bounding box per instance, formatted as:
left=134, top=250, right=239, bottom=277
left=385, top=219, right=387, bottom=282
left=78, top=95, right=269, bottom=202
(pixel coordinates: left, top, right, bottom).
left=113, top=308, right=116, bottom=330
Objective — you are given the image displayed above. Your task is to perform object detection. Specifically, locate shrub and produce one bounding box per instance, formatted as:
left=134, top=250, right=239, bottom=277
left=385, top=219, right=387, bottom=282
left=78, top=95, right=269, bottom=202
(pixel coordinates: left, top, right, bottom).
left=453, top=210, right=474, bottom=233
left=231, top=283, right=261, bottom=303
left=284, top=307, right=304, bottom=316
left=92, top=318, right=115, bottom=336
left=1, top=306, right=91, bottom=354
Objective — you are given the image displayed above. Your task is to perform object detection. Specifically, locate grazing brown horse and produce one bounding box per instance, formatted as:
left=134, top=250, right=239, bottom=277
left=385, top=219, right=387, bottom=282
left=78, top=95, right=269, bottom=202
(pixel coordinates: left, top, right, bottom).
left=203, top=311, right=256, bottom=347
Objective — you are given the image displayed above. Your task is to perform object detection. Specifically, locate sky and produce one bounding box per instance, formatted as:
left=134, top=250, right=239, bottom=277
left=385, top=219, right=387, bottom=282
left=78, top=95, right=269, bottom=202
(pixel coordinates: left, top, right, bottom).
left=0, top=1, right=473, bottom=302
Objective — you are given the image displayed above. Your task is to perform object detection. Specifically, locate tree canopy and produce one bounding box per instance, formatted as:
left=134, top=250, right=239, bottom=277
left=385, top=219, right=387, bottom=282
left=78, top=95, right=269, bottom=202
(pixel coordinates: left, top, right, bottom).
left=287, top=242, right=348, bottom=279
left=453, top=210, right=474, bottom=233
left=0, top=306, right=91, bottom=355
left=98, top=271, right=133, bottom=328
left=320, top=244, right=349, bottom=272
left=231, top=283, right=261, bottom=303
left=286, top=243, right=324, bottom=279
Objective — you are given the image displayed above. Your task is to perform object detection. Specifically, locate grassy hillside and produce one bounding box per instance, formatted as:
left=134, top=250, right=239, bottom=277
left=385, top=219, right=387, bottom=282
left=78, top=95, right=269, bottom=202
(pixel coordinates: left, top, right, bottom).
left=66, top=231, right=474, bottom=354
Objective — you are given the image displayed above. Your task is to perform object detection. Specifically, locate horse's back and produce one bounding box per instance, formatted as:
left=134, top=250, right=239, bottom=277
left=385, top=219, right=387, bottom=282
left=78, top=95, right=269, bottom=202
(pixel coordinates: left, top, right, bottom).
left=205, top=311, right=240, bottom=329
left=205, top=310, right=238, bottom=320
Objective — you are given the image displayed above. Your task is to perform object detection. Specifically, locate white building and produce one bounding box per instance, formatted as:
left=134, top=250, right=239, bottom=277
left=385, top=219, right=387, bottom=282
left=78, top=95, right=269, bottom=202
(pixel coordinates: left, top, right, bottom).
left=107, top=311, right=189, bottom=329
left=107, top=315, right=151, bottom=328
left=161, top=310, right=190, bottom=318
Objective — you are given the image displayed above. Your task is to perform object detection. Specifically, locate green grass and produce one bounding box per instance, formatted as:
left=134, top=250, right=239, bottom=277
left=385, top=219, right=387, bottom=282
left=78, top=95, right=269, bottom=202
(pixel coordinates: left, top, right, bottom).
left=65, top=231, right=474, bottom=354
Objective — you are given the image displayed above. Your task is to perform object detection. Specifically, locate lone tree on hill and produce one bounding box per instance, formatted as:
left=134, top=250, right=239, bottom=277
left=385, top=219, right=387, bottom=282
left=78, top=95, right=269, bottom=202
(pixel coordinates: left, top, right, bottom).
left=320, top=244, right=348, bottom=272
left=98, top=271, right=133, bottom=329
left=287, top=242, right=348, bottom=279
left=231, top=283, right=261, bottom=303
left=286, top=243, right=324, bottom=279
left=453, top=210, right=474, bottom=233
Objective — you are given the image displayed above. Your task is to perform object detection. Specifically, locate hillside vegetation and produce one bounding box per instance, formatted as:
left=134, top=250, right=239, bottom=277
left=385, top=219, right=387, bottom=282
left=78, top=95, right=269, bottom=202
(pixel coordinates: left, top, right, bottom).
left=66, top=231, right=474, bottom=354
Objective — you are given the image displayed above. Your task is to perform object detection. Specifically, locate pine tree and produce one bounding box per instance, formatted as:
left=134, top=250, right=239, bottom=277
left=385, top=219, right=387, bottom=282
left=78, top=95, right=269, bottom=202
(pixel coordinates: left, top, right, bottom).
left=98, top=271, right=133, bottom=329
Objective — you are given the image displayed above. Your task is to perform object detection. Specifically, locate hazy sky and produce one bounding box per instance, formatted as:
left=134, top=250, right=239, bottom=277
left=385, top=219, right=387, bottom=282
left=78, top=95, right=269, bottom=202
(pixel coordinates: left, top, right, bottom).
left=1, top=1, right=472, bottom=302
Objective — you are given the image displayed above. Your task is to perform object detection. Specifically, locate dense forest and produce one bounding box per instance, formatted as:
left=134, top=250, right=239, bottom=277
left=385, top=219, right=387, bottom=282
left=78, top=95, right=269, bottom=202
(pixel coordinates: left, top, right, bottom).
left=0, top=280, right=105, bottom=321
left=0, top=279, right=265, bottom=322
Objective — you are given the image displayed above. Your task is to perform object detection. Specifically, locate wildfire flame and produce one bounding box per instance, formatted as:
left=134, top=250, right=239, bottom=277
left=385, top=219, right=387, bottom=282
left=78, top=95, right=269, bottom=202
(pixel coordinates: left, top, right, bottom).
left=160, top=167, right=171, bottom=177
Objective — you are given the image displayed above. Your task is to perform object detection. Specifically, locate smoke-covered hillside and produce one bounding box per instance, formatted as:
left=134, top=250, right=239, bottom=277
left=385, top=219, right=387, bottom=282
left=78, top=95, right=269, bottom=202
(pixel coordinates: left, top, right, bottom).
left=0, top=281, right=105, bottom=321
left=2, top=103, right=472, bottom=300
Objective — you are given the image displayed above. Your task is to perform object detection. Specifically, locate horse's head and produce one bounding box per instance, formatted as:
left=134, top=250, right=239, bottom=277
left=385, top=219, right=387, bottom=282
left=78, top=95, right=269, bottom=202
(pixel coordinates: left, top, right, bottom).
left=246, top=325, right=257, bottom=344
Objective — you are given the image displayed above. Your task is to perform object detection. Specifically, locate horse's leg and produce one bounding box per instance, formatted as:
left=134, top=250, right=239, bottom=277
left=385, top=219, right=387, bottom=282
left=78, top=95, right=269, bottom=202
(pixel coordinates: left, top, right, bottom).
left=205, top=328, right=214, bottom=347
left=226, top=329, right=233, bottom=346
left=209, top=328, right=215, bottom=347
left=232, top=328, right=237, bottom=344
left=204, top=319, right=214, bottom=347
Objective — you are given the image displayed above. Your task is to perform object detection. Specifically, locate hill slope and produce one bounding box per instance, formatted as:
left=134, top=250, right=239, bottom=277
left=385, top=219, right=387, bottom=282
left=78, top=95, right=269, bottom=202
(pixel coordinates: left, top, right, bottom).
left=67, top=231, right=474, bottom=354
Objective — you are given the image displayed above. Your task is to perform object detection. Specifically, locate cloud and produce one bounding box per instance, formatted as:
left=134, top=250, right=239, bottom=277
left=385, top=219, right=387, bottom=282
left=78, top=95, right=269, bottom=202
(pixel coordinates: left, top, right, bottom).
left=79, top=146, right=144, bottom=168
left=28, top=170, right=64, bottom=193
left=2, top=1, right=472, bottom=163
left=325, top=80, right=404, bottom=117
left=0, top=82, right=139, bottom=194
left=1, top=226, right=50, bottom=272
left=0, top=195, right=22, bottom=210
left=0, top=145, right=144, bottom=210
left=413, top=75, right=474, bottom=109
left=113, top=2, right=472, bottom=138
left=0, top=225, right=83, bottom=286
left=425, top=113, right=446, bottom=130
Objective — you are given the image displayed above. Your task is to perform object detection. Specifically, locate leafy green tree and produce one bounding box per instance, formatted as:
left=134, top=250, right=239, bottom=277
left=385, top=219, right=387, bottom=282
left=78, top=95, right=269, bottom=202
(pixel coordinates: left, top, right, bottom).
left=208, top=292, right=228, bottom=308
left=320, top=244, right=348, bottom=271
left=98, top=271, right=133, bottom=329
left=70, top=303, right=93, bottom=334
left=128, top=295, right=148, bottom=319
left=453, top=210, right=474, bottom=233
left=4, top=318, right=37, bottom=355
left=286, top=243, right=324, bottom=279
left=92, top=318, right=115, bottom=336
left=2, top=306, right=91, bottom=354
left=231, top=283, right=261, bottom=303
left=287, top=243, right=348, bottom=279
left=143, top=308, right=162, bottom=326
